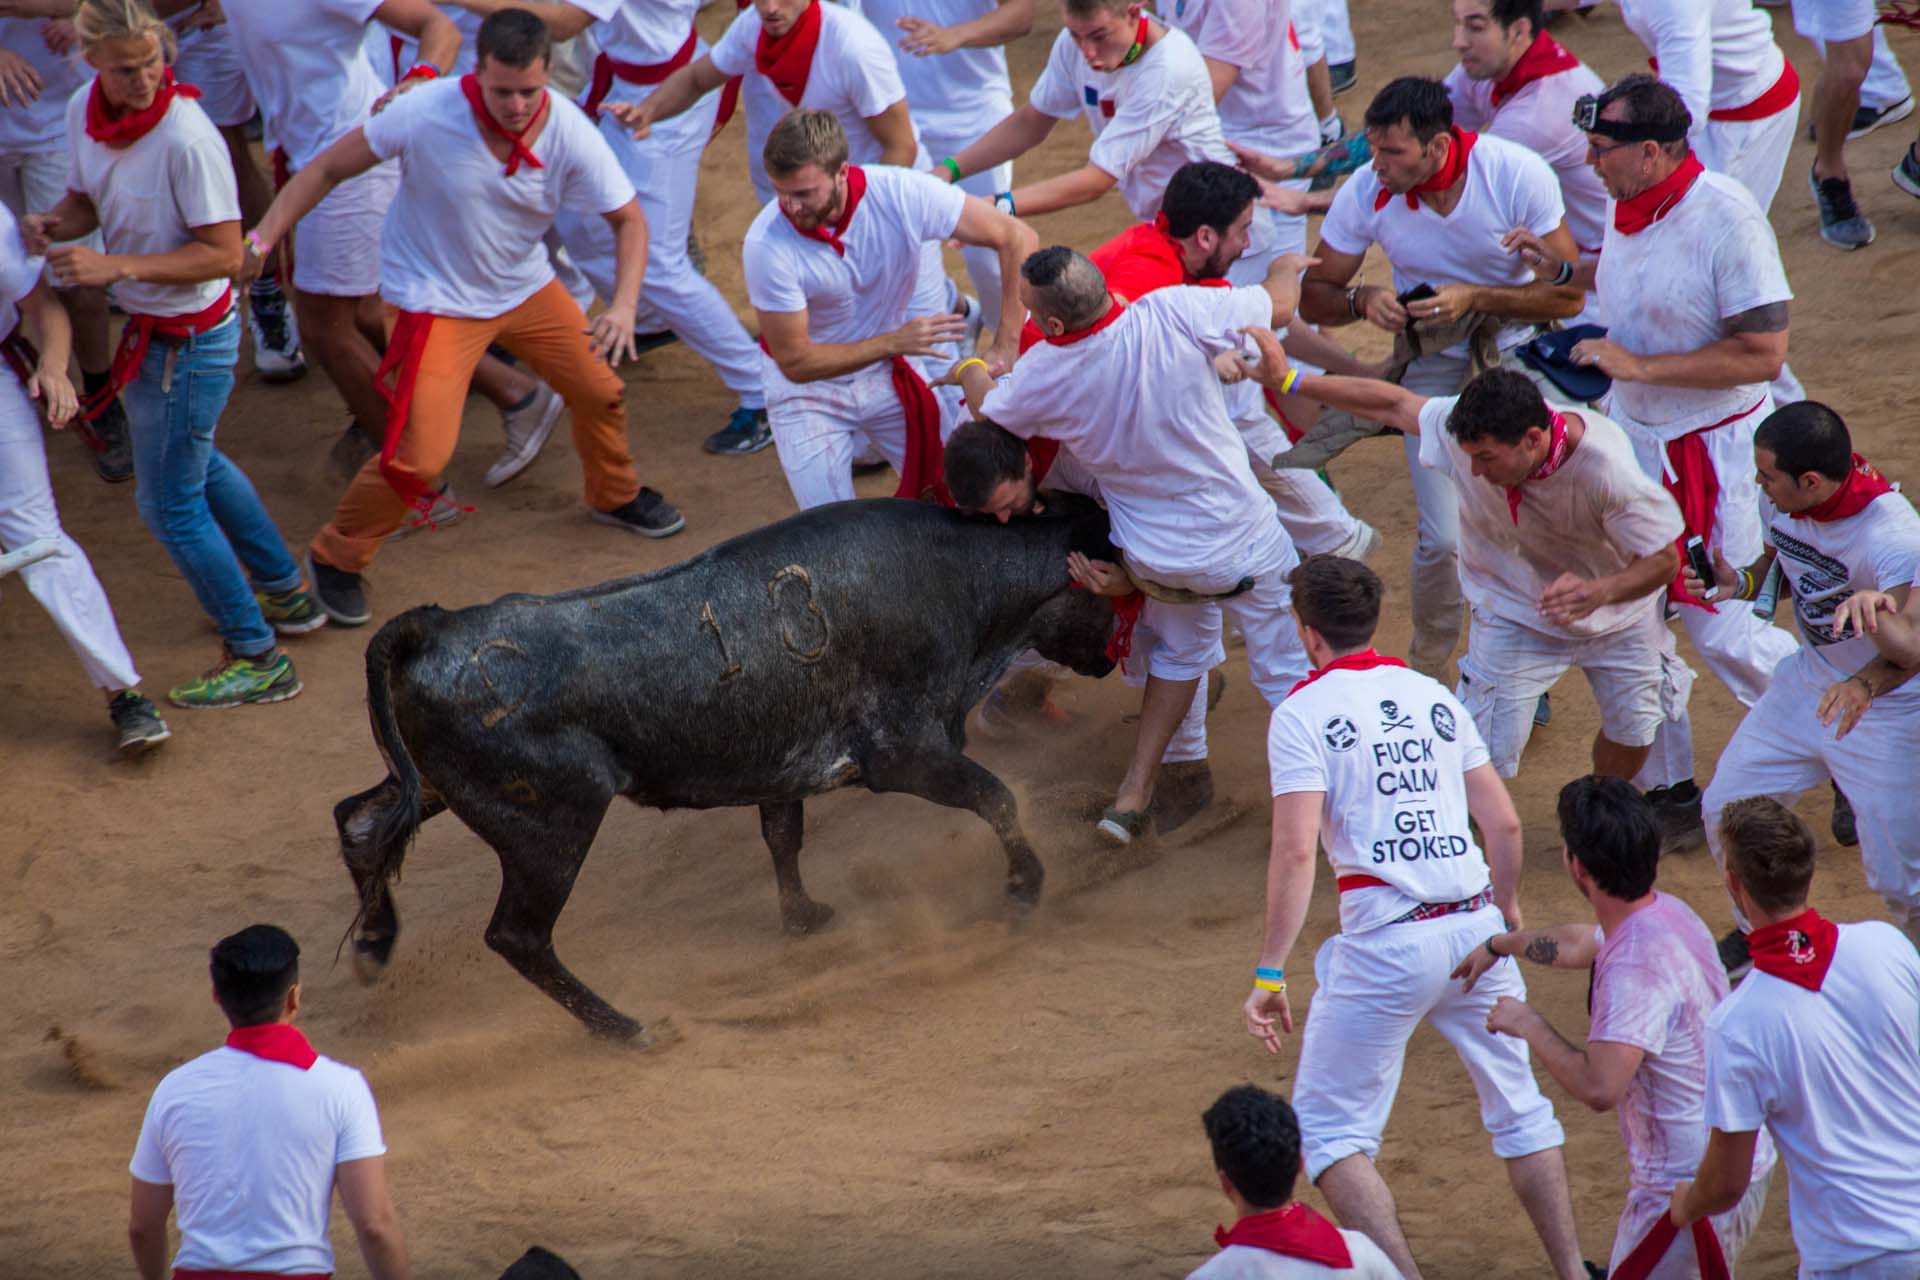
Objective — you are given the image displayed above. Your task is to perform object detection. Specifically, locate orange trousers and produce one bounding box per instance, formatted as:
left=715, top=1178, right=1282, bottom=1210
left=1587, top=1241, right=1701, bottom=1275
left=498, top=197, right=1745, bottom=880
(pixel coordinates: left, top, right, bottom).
left=310, top=278, right=640, bottom=573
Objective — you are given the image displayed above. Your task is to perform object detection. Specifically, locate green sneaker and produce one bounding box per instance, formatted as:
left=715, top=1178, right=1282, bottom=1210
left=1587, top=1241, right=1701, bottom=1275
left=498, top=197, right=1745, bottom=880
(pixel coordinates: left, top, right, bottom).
left=255, top=586, right=328, bottom=636
left=168, top=648, right=303, bottom=709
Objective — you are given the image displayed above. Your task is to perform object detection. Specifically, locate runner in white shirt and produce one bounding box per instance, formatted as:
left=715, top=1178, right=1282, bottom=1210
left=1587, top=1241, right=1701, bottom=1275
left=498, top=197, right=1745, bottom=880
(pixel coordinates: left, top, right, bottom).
left=0, top=10, right=133, bottom=479
left=453, top=0, right=778, bottom=460
left=1609, top=0, right=1800, bottom=214
left=128, top=925, right=410, bottom=1280
left=1272, top=353, right=1683, bottom=781
left=859, top=0, right=1032, bottom=324
left=1188, top=1084, right=1404, bottom=1280
left=1298, top=75, right=1582, bottom=677
left=953, top=246, right=1315, bottom=843
left=1508, top=75, right=1802, bottom=852
left=247, top=10, right=682, bottom=629
left=1675, top=798, right=1920, bottom=1278
left=1243, top=554, right=1588, bottom=1280
left=0, top=199, right=169, bottom=753
left=1458, top=776, right=1777, bottom=1279
left=1693, top=403, right=1920, bottom=952
left=740, top=109, right=1030, bottom=510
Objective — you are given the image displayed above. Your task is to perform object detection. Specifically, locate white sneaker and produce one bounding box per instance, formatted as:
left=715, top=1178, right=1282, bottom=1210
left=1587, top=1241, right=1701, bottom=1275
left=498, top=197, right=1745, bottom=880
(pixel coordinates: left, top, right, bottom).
left=249, top=286, right=307, bottom=382
left=0, top=536, right=60, bottom=578
left=1332, top=518, right=1380, bottom=564
left=485, top=383, right=563, bottom=488
left=959, top=293, right=985, bottom=356
left=390, top=485, right=466, bottom=539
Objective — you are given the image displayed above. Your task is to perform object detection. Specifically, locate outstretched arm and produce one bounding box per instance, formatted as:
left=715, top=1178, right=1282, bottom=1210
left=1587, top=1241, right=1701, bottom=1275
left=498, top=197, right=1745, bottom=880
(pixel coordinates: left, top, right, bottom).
left=448, top=0, right=594, bottom=40
left=1487, top=999, right=1645, bottom=1111
left=950, top=196, right=1039, bottom=370
left=946, top=104, right=1058, bottom=188
left=606, top=55, right=730, bottom=136
left=1244, top=329, right=1428, bottom=434
left=895, top=0, right=1033, bottom=54
left=249, top=129, right=381, bottom=265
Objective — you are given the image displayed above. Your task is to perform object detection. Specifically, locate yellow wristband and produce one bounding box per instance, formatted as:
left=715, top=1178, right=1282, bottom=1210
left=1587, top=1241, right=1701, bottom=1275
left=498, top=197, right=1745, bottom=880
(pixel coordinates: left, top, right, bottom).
left=1253, top=978, right=1287, bottom=993
left=1279, top=367, right=1300, bottom=395
left=954, top=357, right=989, bottom=378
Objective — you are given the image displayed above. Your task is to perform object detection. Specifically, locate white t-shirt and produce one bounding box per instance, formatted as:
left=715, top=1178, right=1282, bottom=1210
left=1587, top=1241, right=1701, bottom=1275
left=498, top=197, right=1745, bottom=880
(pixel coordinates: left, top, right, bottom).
left=1705, top=920, right=1920, bottom=1272
left=743, top=164, right=964, bottom=349
left=1267, top=662, right=1493, bottom=934
left=981, top=286, right=1280, bottom=578
left=1318, top=132, right=1565, bottom=356
left=1027, top=24, right=1234, bottom=220
left=1157, top=0, right=1319, bottom=161
left=1443, top=60, right=1609, bottom=254
left=1597, top=172, right=1790, bottom=439
left=362, top=78, right=633, bottom=318
left=1187, top=1229, right=1404, bottom=1279
left=1589, top=892, right=1776, bottom=1194
left=1764, top=490, right=1920, bottom=686
left=0, top=19, right=86, bottom=155
left=223, top=0, right=385, bottom=170
left=128, top=1044, right=388, bottom=1275
left=0, top=203, right=41, bottom=339
left=63, top=88, right=238, bottom=318
left=710, top=1, right=928, bottom=197
left=581, top=0, right=706, bottom=107
left=854, top=0, right=1014, bottom=141
left=1614, top=0, right=1788, bottom=145
left=1416, top=398, right=1682, bottom=639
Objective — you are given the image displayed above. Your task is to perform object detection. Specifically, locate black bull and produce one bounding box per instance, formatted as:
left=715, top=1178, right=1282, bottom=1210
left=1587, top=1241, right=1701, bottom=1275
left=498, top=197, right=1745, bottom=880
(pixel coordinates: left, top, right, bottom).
left=334, top=498, right=1123, bottom=1039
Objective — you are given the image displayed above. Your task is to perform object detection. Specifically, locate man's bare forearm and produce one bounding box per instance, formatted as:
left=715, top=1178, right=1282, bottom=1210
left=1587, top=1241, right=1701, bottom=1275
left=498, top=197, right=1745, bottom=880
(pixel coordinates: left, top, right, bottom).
left=951, top=106, right=1054, bottom=183
left=1461, top=280, right=1584, bottom=323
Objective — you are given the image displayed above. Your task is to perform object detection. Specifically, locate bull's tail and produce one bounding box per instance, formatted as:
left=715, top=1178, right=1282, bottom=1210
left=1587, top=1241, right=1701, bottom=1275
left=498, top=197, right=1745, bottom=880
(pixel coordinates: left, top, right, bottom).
left=336, top=608, right=442, bottom=915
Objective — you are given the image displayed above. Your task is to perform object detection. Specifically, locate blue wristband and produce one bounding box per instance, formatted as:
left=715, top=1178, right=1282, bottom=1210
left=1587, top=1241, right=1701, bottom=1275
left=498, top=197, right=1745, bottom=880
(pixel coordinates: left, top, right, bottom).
left=1255, top=966, right=1285, bottom=982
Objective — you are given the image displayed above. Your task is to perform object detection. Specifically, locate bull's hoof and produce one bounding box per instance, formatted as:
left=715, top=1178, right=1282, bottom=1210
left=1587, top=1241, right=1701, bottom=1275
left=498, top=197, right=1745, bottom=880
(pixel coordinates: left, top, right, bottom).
left=350, top=936, right=395, bottom=985
left=781, top=899, right=836, bottom=936
left=1006, top=870, right=1044, bottom=908
left=593, top=1014, right=680, bottom=1050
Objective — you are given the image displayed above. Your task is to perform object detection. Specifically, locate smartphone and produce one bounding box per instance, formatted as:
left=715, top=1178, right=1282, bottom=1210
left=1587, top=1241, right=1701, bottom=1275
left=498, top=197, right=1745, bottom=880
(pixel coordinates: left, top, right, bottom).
left=1684, top=536, right=1718, bottom=602
left=1397, top=283, right=1437, bottom=310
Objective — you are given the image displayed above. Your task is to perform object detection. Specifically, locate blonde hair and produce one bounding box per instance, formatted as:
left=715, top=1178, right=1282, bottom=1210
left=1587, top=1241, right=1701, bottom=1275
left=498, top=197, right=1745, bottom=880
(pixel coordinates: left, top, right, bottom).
left=762, top=109, right=849, bottom=179
left=74, top=0, right=177, bottom=62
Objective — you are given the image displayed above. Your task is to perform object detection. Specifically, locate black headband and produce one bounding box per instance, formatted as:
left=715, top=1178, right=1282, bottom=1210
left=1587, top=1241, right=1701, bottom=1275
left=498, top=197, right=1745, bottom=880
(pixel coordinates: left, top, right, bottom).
left=1571, top=91, right=1690, bottom=142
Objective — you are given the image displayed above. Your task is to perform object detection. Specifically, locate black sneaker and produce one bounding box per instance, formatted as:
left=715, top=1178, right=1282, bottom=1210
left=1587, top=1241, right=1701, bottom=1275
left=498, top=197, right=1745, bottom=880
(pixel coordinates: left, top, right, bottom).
left=1718, top=927, right=1752, bottom=982
left=1895, top=145, right=1920, bottom=200
left=328, top=420, right=379, bottom=480
left=109, top=690, right=171, bottom=753
left=305, top=549, right=371, bottom=626
left=1810, top=168, right=1875, bottom=250
left=703, top=407, right=772, bottom=456
left=1328, top=59, right=1357, bottom=96
left=1850, top=94, right=1914, bottom=140
left=1831, top=781, right=1859, bottom=848
left=1644, top=781, right=1706, bottom=853
left=631, top=330, right=681, bottom=356
left=591, top=487, right=686, bottom=539
left=88, top=398, right=134, bottom=483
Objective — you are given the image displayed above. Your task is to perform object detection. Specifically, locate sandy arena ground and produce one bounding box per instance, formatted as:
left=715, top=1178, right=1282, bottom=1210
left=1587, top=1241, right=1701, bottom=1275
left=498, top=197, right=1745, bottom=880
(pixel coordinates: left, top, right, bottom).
left=3, top=1, right=1917, bottom=1275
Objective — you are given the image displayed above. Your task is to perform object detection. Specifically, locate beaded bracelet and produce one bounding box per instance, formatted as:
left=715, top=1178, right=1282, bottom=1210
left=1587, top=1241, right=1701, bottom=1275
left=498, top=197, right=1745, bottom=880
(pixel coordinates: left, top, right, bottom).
left=1254, top=965, right=1286, bottom=993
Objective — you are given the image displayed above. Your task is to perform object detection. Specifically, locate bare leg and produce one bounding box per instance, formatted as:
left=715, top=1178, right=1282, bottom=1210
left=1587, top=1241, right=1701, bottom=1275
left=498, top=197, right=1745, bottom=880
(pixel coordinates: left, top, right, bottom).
left=1306, top=56, right=1334, bottom=122
left=221, top=124, right=273, bottom=226
left=1316, top=1153, right=1423, bottom=1280
left=471, top=352, right=538, bottom=411
left=297, top=292, right=390, bottom=429
left=61, top=285, right=112, bottom=375
left=1113, top=674, right=1200, bottom=813
left=1591, top=733, right=1651, bottom=781
left=1506, top=1147, right=1586, bottom=1280
left=1814, top=34, right=1873, bottom=181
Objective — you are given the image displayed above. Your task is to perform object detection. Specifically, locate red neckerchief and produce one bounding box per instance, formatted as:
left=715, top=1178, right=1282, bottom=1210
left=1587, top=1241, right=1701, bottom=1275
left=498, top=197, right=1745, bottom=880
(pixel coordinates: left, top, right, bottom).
left=756, top=0, right=823, bottom=106
left=1287, top=648, right=1408, bottom=697
left=461, top=74, right=548, bottom=176
left=1374, top=127, right=1476, bottom=211
left=1042, top=298, right=1127, bottom=346
left=84, top=69, right=200, bottom=147
left=1504, top=410, right=1571, bottom=524
left=1490, top=32, right=1580, bottom=108
left=1213, top=1204, right=1353, bottom=1269
left=1612, top=1214, right=1729, bottom=1280
left=784, top=164, right=865, bottom=256
left=1614, top=154, right=1703, bottom=235
left=1748, top=908, right=1839, bottom=993
left=225, top=1023, right=319, bottom=1070
left=1791, top=454, right=1894, bottom=523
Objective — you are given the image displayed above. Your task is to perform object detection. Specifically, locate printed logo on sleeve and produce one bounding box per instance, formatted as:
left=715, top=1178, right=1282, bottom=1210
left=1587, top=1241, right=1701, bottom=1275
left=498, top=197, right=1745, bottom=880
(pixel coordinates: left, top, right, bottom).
left=1324, top=715, right=1360, bottom=751
left=1430, top=703, right=1457, bottom=742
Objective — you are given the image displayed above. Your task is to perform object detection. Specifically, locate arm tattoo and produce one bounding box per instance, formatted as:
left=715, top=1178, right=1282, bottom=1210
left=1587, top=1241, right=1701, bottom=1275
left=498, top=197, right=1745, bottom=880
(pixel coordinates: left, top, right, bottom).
left=1524, top=935, right=1560, bottom=965
left=1724, top=301, right=1789, bottom=336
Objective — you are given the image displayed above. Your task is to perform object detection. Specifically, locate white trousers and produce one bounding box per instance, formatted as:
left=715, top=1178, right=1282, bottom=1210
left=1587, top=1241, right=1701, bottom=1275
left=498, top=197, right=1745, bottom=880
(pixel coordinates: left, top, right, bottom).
left=922, top=121, right=1014, bottom=327
left=1696, top=103, right=1799, bottom=216
left=1399, top=354, right=1474, bottom=674
left=0, top=380, right=140, bottom=691
left=1807, top=1250, right=1920, bottom=1280
left=556, top=95, right=765, bottom=409
left=1139, top=528, right=1308, bottom=707
left=1703, top=656, right=1920, bottom=941
left=1292, top=903, right=1566, bottom=1181
left=1606, top=1171, right=1772, bottom=1279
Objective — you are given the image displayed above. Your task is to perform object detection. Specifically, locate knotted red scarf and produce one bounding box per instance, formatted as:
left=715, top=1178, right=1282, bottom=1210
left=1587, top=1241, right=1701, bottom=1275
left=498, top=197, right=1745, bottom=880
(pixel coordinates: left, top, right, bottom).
left=1612, top=1215, right=1729, bottom=1280
left=1791, top=454, right=1893, bottom=523
left=756, top=0, right=823, bottom=106
left=785, top=163, right=864, bottom=255
left=1491, top=32, right=1579, bottom=107
left=1660, top=398, right=1762, bottom=612
left=79, top=287, right=233, bottom=423
left=371, top=311, right=471, bottom=526
left=1614, top=154, right=1703, bottom=235
left=1748, top=908, right=1839, bottom=993
left=1375, top=127, right=1476, bottom=210
left=84, top=69, right=199, bottom=146
left=1288, top=648, right=1408, bottom=698
left=1505, top=410, right=1571, bottom=524
left=581, top=27, right=698, bottom=119
left=1213, top=1203, right=1353, bottom=1268
left=225, top=1023, right=318, bottom=1070
left=462, top=74, right=547, bottom=176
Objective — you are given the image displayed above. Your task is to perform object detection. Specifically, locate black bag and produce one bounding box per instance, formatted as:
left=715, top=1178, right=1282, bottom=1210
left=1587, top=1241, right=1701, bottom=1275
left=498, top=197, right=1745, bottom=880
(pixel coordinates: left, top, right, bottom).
left=1519, top=323, right=1611, bottom=404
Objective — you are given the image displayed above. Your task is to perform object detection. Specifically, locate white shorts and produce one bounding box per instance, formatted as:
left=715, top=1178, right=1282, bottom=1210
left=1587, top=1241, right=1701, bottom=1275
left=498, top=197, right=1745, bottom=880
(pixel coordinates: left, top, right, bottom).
left=291, top=160, right=398, bottom=298
left=1788, top=0, right=1879, bottom=43
left=0, top=149, right=105, bottom=271
left=173, top=24, right=255, bottom=128
left=1292, top=902, right=1566, bottom=1181
left=1138, top=531, right=1308, bottom=707
left=764, top=355, right=958, bottom=509
left=1607, top=1170, right=1772, bottom=1279
left=1696, top=106, right=1799, bottom=215
left=1457, top=607, right=1669, bottom=776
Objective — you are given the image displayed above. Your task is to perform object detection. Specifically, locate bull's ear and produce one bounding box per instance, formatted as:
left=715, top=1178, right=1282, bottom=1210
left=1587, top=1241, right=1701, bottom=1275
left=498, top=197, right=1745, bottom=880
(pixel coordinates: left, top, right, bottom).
left=1059, top=498, right=1117, bottom=562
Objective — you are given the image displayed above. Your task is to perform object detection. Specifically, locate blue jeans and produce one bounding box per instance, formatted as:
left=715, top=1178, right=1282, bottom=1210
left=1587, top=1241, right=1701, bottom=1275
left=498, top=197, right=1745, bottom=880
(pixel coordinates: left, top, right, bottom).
left=123, top=310, right=299, bottom=657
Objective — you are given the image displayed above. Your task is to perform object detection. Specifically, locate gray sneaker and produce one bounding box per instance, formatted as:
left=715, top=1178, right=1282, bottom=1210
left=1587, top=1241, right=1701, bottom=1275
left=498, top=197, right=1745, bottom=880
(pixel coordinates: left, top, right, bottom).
left=1810, top=168, right=1875, bottom=250
left=486, top=383, right=563, bottom=487
left=591, top=487, right=686, bottom=539
left=1895, top=145, right=1920, bottom=200
left=109, top=690, right=171, bottom=753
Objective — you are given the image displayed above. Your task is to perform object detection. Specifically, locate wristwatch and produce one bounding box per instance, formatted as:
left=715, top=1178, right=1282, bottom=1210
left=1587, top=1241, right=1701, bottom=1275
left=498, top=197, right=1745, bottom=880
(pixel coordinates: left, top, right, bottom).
left=1345, top=284, right=1364, bottom=320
